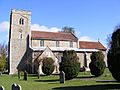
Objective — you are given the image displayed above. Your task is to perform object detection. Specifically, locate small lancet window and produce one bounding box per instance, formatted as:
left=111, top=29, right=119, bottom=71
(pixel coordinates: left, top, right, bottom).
left=20, top=33, right=22, bottom=39
left=19, top=18, right=24, bottom=25
left=40, top=40, right=44, bottom=46
left=70, top=41, right=73, bottom=47
left=56, top=41, right=59, bottom=47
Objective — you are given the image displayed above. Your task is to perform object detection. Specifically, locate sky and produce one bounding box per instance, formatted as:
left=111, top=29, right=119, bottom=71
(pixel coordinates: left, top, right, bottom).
left=0, top=0, right=120, bottom=48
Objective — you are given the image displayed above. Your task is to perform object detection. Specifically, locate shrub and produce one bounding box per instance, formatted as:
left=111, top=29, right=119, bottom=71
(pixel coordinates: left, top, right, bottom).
left=107, top=28, right=120, bottom=81
left=42, top=57, right=55, bottom=75
left=89, top=51, right=106, bottom=77
left=59, top=50, right=80, bottom=80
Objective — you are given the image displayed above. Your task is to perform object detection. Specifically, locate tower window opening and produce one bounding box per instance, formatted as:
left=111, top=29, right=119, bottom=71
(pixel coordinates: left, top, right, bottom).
left=20, top=33, right=22, bottom=39
left=19, top=18, right=24, bottom=25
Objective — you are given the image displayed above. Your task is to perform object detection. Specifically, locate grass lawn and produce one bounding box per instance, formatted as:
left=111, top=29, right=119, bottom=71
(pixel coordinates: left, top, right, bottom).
left=0, top=68, right=120, bottom=90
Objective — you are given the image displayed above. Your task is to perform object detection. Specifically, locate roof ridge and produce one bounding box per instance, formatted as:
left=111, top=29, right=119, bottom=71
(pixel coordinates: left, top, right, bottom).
left=31, top=30, right=73, bottom=34
left=79, top=41, right=98, bottom=43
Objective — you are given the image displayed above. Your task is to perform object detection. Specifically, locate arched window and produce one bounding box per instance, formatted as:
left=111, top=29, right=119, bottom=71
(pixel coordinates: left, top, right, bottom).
left=70, top=41, right=73, bottom=47
left=56, top=41, right=59, bottom=47
left=20, top=33, right=22, bottom=39
left=19, top=18, right=24, bottom=25
left=40, top=40, right=44, bottom=46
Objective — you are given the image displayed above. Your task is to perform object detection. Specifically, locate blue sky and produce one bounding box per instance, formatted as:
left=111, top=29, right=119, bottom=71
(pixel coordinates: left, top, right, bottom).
left=0, top=0, right=120, bottom=47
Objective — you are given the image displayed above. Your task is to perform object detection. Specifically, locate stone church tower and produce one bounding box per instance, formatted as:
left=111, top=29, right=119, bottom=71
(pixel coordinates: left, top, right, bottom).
left=9, top=9, right=31, bottom=74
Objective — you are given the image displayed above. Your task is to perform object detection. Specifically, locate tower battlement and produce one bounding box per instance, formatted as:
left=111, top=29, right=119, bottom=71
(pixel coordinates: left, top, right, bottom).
left=11, top=9, right=31, bottom=15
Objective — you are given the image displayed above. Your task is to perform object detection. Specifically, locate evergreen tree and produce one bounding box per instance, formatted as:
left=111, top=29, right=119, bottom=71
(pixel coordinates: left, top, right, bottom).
left=59, top=50, right=80, bottom=80
left=107, top=27, right=120, bottom=81
left=89, top=51, right=106, bottom=77
left=42, top=57, right=55, bottom=75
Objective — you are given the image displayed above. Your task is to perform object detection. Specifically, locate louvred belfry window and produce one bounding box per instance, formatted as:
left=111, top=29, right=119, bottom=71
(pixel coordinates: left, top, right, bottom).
left=19, top=18, right=24, bottom=25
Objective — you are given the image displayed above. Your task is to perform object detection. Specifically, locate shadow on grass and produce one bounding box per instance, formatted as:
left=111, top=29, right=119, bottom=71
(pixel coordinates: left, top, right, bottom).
left=96, top=80, right=117, bottom=83
left=76, top=75, right=95, bottom=79
left=28, top=74, right=38, bottom=77
left=52, top=84, right=120, bottom=90
left=34, top=79, right=59, bottom=82
left=29, top=74, right=59, bottom=77
left=28, top=74, right=52, bottom=77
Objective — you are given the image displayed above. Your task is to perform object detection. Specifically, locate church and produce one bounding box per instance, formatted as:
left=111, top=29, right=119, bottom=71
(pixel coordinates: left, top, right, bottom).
left=8, top=9, right=107, bottom=74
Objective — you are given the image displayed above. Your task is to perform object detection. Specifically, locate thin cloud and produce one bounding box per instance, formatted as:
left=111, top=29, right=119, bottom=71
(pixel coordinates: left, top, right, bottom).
left=79, top=36, right=96, bottom=41
left=31, top=24, right=97, bottom=42
left=31, top=24, right=61, bottom=32
left=0, top=22, right=96, bottom=43
left=0, top=21, right=9, bottom=32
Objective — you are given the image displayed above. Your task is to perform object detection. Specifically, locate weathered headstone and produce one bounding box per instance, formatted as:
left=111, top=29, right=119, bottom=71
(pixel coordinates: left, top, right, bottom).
left=0, top=72, right=2, bottom=76
left=60, top=71, right=65, bottom=83
left=24, top=70, right=27, bottom=81
left=12, top=83, right=17, bottom=90
left=18, top=70, right=20, bottom=79
left=0, top=86, right=5, bottom=90
left=17, top=84, right=21, bottom=90
left=37, top=67, right=40, bottom=79
left=12, top=83, right=22, bottom=90
left=37, top=73, right=40, bottom=79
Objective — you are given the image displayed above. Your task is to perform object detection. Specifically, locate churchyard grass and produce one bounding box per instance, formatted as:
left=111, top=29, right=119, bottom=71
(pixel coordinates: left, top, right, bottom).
left=0, top=68, right=120, bottom=90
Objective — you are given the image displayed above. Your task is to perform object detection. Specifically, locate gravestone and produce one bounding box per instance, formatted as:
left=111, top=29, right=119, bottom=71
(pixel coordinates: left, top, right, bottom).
left=0, top=86, right=5, bottom=90
left=37, top=73, right=40, bottom=79
left=37, top=67, right=40, bottom=79
left=24, top=70, right=27, bottom=81
left=18, top=70, right=20, bottom=79
left=60, top=71, right=65, bottom=83
left=0, top=72, right=2, bottom=75
left=12, top=84, right=22, bottom=90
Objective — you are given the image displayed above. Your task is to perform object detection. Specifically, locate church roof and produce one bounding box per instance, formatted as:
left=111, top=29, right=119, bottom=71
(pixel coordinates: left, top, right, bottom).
left=31, top=31, right=78, bottom=42
left=79, top=41, right=106, bottom=51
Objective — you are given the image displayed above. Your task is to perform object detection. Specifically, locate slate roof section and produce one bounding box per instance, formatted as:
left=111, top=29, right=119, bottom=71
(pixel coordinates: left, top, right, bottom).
left=79, top=41, right=106, bottom=51
left=31, top=31, right=78, bottom=42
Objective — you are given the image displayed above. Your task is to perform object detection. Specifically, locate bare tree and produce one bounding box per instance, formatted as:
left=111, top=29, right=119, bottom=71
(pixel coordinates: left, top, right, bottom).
left=106, top=34, right=112, bottom=49
left=0, top=43, right=8, bottom=73
left=0, top=43, right=7, bottom=56
left=62, top=26, right=75, bottom=34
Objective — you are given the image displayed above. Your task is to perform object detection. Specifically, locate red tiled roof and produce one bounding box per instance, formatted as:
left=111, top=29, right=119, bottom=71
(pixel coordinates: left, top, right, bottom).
left=79, top=41, right=106, bottom=51
left=31, top=31, right=78, bottom=42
